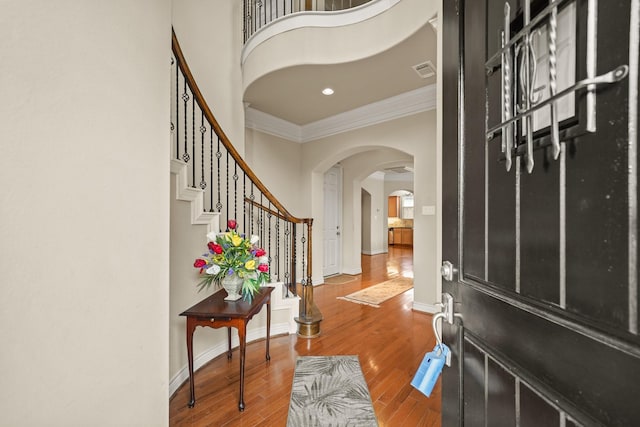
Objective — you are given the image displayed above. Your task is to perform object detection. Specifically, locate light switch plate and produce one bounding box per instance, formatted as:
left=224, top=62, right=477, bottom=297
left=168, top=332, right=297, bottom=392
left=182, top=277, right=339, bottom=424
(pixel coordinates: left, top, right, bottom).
left=422, top=205, right=435, bottom=216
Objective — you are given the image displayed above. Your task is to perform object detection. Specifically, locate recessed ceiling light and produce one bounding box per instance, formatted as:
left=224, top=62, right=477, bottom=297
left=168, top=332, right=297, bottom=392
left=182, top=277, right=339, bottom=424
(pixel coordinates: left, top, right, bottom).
left=322, top=88, right=334, bottom=96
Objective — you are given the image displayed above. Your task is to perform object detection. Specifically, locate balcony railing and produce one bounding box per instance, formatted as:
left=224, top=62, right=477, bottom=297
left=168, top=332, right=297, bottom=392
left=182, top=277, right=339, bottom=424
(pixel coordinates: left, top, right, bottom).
left=243, top=0, right=374, bottom=43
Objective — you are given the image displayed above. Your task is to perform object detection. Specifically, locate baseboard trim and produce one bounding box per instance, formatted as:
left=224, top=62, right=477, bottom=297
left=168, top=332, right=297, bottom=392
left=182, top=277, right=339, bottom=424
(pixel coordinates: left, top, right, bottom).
left=169, top=322, right=292, bottom=397
left=412, top=301, right=439, bottom=314
left=362, top=249, right=387, bottom=256
left=341, top=267, right=362, bottom=275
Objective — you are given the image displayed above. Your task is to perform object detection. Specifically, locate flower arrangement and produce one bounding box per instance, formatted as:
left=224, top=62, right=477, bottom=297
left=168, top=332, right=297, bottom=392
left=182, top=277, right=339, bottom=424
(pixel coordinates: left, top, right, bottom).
left=193, top=219, right=270, bottom=301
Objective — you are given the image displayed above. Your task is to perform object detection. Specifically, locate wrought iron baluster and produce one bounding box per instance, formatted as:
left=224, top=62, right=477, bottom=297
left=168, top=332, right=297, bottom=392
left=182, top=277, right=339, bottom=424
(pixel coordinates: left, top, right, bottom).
left=243, top=0, right=247, bottom=43
left=284, top=222, right=290, bottom=287
left=276, top=217, right=281, bottom=285
left=191, top=93, right=196, bottom=187
left=225, top=151, right=230, bottom=223
left=209, top=127, right=214, bottom=211
left=300, top=225, right=306, bottom=287
left=267, top=203, right=272, bottom=283
left=243, top=172, right=247, bottom=235
left=216, top=137, right=222, bottom=212
left=182, top=79, right=190, bottom=164
left=253, top=0, right=257, bottom=35
left=291, top=223, right=298, bottom=305
left=175, top=57, right=179, bottom=160
left=233, top=162, right=238, bottom=220
left=249, top=183, right=255, bottom=236
left=260, top=194, right=265, bottom=248
left=200, top=112, right=206, bottom=191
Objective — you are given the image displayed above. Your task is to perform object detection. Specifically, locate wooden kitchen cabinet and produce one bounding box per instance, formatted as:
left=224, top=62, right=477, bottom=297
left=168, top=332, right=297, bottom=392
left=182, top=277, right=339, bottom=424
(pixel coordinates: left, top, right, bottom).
left=388, top=196, right=400, bottom=218
left=388, top=228, right=413, bottom=246
left=398, top=228, right=413, bottom=246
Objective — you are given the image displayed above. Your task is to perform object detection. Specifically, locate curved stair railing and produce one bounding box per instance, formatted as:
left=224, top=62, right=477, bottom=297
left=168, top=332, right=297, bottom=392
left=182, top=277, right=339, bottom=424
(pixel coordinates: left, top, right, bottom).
left=171, top=29, right=322, bottom=337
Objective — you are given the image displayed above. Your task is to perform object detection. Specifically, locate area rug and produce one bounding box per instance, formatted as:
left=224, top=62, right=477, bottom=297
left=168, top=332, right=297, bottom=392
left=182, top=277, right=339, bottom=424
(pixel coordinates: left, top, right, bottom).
left=336, top=276, right=413, bottom=308
left=324, top=274, right=358, bottom=285
left=287, top=355, right=378, bottom=427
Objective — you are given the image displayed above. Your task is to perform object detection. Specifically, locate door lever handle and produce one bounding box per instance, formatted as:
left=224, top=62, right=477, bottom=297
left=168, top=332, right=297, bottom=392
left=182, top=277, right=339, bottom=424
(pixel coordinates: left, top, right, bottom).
left=432, top=293, right=462, bottom=367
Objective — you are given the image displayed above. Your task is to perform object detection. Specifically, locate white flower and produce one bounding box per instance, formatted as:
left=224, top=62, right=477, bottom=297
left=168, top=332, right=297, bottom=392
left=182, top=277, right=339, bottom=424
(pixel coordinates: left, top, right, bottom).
left=206, top=231, right=218, bottom=242
left=250, top=235, right=260, bottom=244
left=206, top=265, right=221, bottom=275
left=259, top=256, right=268, bottom=264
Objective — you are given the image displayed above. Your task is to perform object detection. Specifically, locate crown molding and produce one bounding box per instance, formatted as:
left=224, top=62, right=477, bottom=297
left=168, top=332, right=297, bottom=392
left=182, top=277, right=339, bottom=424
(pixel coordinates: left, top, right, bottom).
left=245, top=107, right=302, bottom=141
left=245, top=84, right=436, bottom=143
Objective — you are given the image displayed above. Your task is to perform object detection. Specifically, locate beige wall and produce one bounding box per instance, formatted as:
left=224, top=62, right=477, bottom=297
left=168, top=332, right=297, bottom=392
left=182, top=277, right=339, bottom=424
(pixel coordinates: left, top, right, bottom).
left=244, top=128, right=305, bottom=215
left=173, top=0, right=245, bottom=154
left=0, top=1, right=171, bottom=425
left=298, top=111, right=438, bottom=306
left=361, top=174, right=387, bottom=255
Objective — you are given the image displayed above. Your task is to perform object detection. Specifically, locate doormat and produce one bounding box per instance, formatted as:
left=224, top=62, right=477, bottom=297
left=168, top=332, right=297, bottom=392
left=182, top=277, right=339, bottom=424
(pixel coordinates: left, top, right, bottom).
left=324, top=274, right=358, bottom=285
left=336, top=276, right=413, bottom=308
left=286, top=355, right=378, bottom=427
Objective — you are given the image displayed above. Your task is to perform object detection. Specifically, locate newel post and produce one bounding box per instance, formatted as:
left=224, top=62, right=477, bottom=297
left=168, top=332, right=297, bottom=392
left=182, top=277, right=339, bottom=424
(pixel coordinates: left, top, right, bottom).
left=295, top=219, right=323, bottom=337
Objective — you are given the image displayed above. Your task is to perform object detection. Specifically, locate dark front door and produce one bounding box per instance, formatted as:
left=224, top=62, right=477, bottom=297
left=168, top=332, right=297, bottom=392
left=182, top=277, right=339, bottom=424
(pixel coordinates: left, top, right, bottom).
left=441, top=0, right=640, bottom=425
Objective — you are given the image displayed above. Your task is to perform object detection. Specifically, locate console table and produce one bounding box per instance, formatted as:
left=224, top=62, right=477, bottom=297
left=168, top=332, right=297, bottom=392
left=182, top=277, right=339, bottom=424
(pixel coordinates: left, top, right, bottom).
left=180, top=286, right=274, bottom=411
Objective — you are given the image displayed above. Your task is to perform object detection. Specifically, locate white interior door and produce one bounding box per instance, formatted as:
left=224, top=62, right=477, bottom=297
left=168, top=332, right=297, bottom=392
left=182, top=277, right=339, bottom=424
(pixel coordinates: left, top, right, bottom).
left=323, top=166, right=341, bottom=277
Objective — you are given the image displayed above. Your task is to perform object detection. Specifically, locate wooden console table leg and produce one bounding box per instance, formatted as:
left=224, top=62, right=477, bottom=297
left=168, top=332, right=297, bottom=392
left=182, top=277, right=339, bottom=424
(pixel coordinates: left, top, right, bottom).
left=238, top=322, right=247, bottom=411
left=266, top=300, right=271, bottom=361
left=186, top=318, right=196, bottom=408
left=227, top=327, right=232, bottom=359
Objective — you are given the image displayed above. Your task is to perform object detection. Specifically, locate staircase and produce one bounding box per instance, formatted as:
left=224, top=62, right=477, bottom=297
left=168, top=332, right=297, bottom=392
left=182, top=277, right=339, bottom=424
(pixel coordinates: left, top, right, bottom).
left=170, top=29, right=321, bottom=337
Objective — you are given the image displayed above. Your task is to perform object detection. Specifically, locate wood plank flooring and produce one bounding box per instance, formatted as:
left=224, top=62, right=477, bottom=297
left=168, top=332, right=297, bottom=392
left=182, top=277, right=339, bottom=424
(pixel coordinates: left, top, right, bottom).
left=169, top=246, right=441, bottom=426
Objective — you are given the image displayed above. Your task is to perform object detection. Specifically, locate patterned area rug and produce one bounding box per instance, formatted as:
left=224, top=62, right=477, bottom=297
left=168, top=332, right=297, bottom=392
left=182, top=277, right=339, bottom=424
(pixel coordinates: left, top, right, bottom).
left=287, top=356, right=378, bottom=427
left=336, top=276, right=413, bottom=308
left=324, top=274, right=358, bottom=285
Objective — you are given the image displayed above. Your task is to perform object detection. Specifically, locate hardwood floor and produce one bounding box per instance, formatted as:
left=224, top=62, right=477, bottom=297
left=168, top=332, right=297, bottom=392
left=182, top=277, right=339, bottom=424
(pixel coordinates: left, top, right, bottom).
left=169, top=246, right=441, bottom=426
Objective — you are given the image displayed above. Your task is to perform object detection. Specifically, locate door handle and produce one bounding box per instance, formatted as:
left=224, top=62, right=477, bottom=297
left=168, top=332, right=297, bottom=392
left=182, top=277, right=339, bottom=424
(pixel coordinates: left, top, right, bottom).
left=432, top=292, right=462, bottom=366
left=441, top=261, right=457, bottom=281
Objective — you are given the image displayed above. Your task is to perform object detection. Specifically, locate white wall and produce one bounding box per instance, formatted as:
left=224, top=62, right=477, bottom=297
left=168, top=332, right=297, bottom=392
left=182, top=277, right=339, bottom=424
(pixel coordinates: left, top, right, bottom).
left=0, top=1, right=171, bottom=425
left=361, top=173, right=387, bottom=255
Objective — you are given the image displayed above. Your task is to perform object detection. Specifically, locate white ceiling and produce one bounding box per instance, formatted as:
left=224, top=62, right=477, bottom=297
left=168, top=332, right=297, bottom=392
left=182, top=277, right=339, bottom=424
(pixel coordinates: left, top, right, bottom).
left=243, top=23, right=437, bottom=126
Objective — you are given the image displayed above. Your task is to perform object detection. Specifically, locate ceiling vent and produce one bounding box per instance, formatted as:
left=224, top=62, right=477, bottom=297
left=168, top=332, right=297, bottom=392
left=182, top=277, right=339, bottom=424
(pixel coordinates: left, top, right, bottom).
left=412, top=61, right=436, bottom=79
left=384, top=166, right=414, bottom=174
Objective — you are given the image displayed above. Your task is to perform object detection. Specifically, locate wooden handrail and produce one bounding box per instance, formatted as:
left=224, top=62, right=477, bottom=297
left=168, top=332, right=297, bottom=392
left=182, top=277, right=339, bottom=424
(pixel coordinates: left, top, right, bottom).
left=244, top=198, right=312, bottom=225
left=172, top=28, right=309, bottom=226
left=172, top=28, right=320, bottom=336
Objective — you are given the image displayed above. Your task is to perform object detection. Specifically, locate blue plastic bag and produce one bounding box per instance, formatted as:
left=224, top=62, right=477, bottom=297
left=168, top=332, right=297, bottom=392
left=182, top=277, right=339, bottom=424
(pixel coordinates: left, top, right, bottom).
left=411, top=343, right=449, bottom=397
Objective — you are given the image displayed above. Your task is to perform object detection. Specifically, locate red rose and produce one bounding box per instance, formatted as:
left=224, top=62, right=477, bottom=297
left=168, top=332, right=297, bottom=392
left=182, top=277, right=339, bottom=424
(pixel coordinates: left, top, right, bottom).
left=207, top=242, right=216, bottom=252
left=258, top=264, right=269, bottom=273
left=212, top=244, right=223, bottom=254
left=227, top=219, right=237, bottom=230
left=194, top=259, right=207, bottom=268
left=255, top=248, right=266, bottom=257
